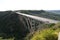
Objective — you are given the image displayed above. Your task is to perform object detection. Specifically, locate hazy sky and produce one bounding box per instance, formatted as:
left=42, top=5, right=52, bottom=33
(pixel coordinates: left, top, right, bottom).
left=0, top=0, right=60, bottom=11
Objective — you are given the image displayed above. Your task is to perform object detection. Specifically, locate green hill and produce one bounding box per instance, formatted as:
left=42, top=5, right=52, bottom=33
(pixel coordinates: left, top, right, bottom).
left=0, top=11, right=29, bottom=40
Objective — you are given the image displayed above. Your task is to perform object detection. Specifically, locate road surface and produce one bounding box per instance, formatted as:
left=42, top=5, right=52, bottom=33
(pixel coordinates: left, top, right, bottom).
left=16, top=12, right=60, bottom=23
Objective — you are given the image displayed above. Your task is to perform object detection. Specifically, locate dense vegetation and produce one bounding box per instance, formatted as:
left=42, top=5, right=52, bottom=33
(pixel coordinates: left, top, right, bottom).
left=25, top=23, right=60, bottom=40
left=30, top=28, right=59, bottom=40
left=0, top=10, right=60, bottom=40
left=0, top=11, right=29, bottom=40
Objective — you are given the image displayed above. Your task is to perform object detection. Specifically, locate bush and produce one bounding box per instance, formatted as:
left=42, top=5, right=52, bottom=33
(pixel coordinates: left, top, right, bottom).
left=30, top=28, right=59, bottom=40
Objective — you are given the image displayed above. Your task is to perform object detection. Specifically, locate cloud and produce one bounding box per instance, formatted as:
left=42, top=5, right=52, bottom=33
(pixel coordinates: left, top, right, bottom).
left=0, top=0, right=60, bottom=11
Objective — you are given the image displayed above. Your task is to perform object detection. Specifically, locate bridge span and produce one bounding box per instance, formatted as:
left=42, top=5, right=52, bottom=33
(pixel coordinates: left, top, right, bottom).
left=16, top=12, right=59, bottom=24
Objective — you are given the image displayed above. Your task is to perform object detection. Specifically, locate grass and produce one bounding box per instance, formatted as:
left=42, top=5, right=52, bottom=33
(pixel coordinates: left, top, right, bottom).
left=0, top=37, right=14, bottom=40
left=30, top=28, right=60, bottom=40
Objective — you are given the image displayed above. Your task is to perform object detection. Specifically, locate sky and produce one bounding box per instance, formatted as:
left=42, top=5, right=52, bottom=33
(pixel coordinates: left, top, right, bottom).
left=0, top=0, right=60, bottom=11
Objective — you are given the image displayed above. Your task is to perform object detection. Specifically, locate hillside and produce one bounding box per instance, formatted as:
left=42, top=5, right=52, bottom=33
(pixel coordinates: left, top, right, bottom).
left=47, top=10, right=60, bottom=14
left=0, top=10, right=60, bottom=40
left=0, top=11, right=29, bottom=40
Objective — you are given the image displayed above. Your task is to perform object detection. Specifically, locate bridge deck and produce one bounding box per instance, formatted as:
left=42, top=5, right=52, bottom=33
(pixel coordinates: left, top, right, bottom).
left=16, top=12, right=59, bottom=23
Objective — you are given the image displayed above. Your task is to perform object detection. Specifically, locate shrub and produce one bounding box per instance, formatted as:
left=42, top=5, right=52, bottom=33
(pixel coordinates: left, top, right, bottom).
left=30, top=28, right=59, bottom=40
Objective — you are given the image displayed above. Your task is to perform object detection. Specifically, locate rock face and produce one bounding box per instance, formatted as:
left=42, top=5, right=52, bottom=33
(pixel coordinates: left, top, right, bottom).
left=0, top=11, right=29, bottom=40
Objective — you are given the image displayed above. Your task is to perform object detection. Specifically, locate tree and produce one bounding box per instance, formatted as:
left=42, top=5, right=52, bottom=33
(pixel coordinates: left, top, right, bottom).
left=0, top=11, right=29, bottom=40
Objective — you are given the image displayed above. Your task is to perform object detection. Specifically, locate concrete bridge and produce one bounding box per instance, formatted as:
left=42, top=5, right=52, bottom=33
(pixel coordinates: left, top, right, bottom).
left=16, top=12, right=59, bottom=23
left=16, top=12, right=60, bottom=32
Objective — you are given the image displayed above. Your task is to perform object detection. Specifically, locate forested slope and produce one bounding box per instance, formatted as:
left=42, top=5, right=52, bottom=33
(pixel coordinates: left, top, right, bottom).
left=0, top=11, right=29, bottom=40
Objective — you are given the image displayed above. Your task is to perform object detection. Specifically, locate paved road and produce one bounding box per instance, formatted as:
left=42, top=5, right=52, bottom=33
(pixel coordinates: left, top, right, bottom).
left=16, top=12, right=60, bottom=23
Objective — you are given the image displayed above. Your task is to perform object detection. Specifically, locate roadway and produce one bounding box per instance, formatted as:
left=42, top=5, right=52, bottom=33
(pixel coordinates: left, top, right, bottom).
left=16, top=12, right=60, bottom=23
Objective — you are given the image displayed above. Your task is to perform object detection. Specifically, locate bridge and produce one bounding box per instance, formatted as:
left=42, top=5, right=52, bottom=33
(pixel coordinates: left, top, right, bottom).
left=16, top=12, right=60, bottom=32
left=16, top=12, right=59, bottom=23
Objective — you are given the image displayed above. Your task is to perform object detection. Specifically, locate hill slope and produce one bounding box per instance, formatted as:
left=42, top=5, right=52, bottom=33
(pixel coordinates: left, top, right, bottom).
left=0, top=11, right=29, bottom=40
